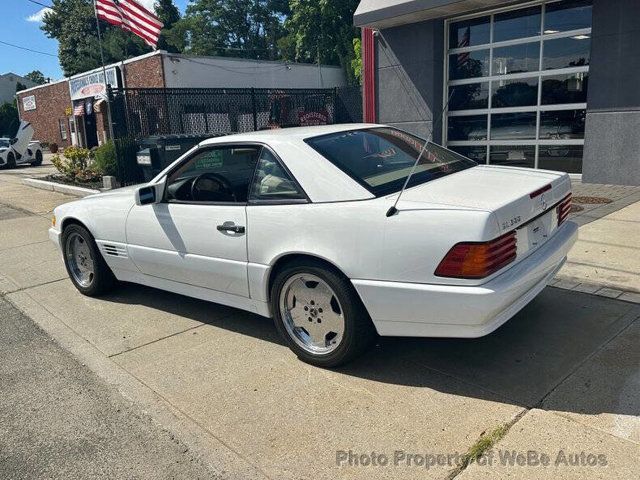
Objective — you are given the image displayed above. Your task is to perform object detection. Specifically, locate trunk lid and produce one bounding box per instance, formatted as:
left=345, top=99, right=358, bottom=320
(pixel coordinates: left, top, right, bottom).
left=398, top=165, right=571, bottom=232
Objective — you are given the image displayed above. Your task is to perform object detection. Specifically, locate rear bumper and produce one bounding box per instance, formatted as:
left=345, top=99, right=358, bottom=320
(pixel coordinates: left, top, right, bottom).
left=352, top=221, right=578, bottom=338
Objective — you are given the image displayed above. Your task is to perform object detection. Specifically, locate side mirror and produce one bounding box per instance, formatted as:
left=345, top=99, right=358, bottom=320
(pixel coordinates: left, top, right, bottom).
left=9, top=138, right=17, bottom=145
left=135, top=178, right=165, bottom=206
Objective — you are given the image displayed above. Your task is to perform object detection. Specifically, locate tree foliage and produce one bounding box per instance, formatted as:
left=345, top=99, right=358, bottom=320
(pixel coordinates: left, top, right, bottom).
left=0, top=102, right=19, bottom=137
left=281, top=0, right=361, bottom=84
left=180, top=0, right=290, bottom=60
left=155, top=0, right=183, bottom=53
left=41, top=0, right=151, bottom=76
left=41, top=0, right=362, bottom=82
left=25, top=70, right=47, bottom=85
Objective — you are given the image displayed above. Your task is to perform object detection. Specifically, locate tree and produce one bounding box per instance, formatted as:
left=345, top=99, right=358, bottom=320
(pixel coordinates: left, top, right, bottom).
left=15, top=82, right=27, bottom=92
left=282, top=0, right=361, bottom=84
left=25, top=70, right=47, bottom=85
left=180, top=0, right=289, bottom=60
left=42, top=0, right=150, bottom=76
left=351, top=38, right=362, bottom=85
left=155, top=0, right=182, bottom=53
left=0, top=102, right=19, bottom=137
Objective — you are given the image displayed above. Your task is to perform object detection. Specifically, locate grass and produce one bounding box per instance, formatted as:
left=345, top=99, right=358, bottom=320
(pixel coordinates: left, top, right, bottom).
left=460, top=423, right=510, bottom=468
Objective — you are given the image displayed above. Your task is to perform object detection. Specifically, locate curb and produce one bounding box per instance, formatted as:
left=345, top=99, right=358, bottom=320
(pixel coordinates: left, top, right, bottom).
left=23, top=178, right=100, bottom=197
left=550, top=276, right=640, bottom=304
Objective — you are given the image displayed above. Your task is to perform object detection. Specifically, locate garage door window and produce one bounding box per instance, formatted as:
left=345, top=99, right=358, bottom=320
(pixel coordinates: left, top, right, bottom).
left=445, top=0, right=591, bottom=173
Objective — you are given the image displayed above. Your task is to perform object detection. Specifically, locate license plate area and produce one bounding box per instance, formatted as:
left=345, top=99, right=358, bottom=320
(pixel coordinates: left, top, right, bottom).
left=516, top=208, right=557, bottom=257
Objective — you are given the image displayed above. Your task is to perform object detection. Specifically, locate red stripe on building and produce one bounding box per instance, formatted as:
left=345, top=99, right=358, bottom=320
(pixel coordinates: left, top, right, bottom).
left=362, top=27, right=376, bottom=123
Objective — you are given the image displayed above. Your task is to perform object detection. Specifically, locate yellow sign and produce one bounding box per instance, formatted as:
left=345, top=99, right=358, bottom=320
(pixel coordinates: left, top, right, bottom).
left=65, top=106, right=73, bottom=116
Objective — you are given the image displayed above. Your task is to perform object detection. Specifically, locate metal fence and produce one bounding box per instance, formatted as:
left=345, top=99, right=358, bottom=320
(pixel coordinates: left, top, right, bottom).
left=108, top=85, right=362, bottom=185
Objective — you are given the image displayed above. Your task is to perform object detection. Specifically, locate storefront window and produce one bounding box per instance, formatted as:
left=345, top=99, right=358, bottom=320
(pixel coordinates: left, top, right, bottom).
left=446, top=0, right=591, bottom=173
left=492, top=42, right=540, bottom=75
left=490, top=112, right=537, bottom=140
left=490, top=145, right=536, bottom=168
left=58, top=118, right=68, bottom=141
left=449, top=16, right=491, bottom=48
left=448, top=115, right=487, bottom=141
left=493, top=6, right=541, bottom=42
left=543, top=36, right=590, bottom=70
left=448, top=83, right=489, bottom=111
left=544, top=0, right=592, bottom=33
left=449, top=49, right=490, bottom=80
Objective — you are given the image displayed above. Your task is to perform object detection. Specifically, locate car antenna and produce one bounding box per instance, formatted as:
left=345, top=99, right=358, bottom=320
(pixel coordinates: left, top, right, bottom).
left=385, top=88, right=456, bottom=217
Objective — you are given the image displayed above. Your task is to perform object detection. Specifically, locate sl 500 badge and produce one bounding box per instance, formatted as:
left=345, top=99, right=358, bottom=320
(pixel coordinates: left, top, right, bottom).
left=502, top=215, right=522, bottom=230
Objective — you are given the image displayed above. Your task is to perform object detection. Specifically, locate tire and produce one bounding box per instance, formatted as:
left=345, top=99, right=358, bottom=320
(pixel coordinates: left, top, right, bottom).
left=6, top=152, right=16, bottom=169
left=62, top=224, right=116, bottom=296
left=31, top=150, right=43, bottom=166
left=271, top=259, right=376, bottom=368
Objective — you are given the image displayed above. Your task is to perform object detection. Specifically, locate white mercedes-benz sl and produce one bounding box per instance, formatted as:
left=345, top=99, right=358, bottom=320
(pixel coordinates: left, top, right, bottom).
left=49, top=124, right=577, bottom=367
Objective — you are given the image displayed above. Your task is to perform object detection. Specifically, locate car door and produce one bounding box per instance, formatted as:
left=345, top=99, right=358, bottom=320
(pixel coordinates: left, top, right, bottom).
left=126, top=144, right=261, bottom=297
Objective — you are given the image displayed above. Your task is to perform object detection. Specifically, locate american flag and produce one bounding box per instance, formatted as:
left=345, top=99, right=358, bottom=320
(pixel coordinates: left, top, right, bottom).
left=95, top=0, right=164, bottom=49
left=457, top=26, right=471, bottom=66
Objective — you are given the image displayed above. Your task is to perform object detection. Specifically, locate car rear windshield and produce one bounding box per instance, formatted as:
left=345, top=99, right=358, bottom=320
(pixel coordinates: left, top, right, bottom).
left=305, top=127, right=477, bottom=196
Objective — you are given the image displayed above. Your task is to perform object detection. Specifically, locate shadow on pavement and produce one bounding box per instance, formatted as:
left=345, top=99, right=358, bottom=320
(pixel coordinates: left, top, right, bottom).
left=100, top=283, right=640, bottom=418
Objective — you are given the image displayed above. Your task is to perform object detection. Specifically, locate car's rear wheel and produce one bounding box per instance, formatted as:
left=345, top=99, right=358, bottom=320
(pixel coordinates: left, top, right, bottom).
left=62, top=224, right=116, bottom=296
left=6, top=152, right=16, bottom=169
left=31, top=150, right=43, bottom=166
left=271, top=259, right=376, bottom=367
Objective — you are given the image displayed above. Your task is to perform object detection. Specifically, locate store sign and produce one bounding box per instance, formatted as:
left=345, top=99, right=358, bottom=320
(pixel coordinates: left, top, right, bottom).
left=22, top=95, right=36, bottom=111
left=69, top=67, right=118, bottom=101
left=298, top=110, right=329, bottom=126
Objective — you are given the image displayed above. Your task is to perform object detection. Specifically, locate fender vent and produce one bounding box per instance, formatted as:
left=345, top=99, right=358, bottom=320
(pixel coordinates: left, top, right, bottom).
left=103, top=244, right=127, bottom=258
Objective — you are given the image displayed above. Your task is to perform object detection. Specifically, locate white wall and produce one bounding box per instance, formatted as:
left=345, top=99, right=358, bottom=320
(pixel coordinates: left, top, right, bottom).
left=162, top=54, right=347, bottom=89
left=0, top=74, right=37, bottom=105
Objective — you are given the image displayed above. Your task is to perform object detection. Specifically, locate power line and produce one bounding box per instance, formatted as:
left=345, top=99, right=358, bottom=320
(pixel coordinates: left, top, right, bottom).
left=25, top=0, right=52, bottom=8
left=0, top=39, right=57, bottom=57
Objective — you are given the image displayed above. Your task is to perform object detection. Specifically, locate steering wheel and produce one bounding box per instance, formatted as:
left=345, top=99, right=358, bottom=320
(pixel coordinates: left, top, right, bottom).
left=190, top=172, right=237, bottom=202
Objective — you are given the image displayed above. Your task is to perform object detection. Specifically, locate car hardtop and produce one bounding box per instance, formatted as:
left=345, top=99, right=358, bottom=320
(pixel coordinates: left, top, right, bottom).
left=197, top=123, right=382, bottom=147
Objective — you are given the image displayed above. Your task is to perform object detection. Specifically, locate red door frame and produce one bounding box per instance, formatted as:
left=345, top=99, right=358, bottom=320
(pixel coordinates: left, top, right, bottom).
left=362, top=27, right=376, bottom=123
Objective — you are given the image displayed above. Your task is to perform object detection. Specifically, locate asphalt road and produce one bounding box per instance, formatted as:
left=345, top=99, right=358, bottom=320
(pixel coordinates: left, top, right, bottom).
left=0, top=296, right=219, bottom=480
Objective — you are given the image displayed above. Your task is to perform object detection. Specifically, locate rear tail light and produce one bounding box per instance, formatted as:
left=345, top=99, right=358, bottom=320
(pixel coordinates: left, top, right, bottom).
left=435, top=231, right=517, bottom=279
left=557, top=193, right=572, bottom=225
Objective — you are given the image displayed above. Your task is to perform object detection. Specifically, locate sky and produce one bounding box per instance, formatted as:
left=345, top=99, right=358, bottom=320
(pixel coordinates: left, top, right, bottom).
left=0, top=0, right=188, bottom=81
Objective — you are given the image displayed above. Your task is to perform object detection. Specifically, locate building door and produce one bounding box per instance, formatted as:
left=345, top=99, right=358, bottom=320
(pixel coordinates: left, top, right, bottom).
left=444, top=0, right=592, bottom=174
left=84, top=112, right=99, bottom=148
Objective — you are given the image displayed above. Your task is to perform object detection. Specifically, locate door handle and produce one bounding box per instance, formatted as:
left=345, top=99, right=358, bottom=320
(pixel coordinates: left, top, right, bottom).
left=217, top=223, right=245, bottom=234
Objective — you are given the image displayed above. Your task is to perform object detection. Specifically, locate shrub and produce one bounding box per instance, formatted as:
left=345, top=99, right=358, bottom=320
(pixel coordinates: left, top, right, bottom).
left=51, top=146, right=101, bottom=183
left=91, top=140, right=117, bottom=177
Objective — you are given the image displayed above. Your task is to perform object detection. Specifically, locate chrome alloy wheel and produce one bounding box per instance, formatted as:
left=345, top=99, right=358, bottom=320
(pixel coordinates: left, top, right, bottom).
left=65, top=232, right=95, bottom=288
left=279, top=273, right=345, bottom=355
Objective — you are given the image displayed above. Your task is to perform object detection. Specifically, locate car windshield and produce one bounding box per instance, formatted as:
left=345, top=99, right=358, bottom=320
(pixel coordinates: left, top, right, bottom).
left=0, top=139, right=9, bottom=148
left=306, top=127, right=477, bottom=196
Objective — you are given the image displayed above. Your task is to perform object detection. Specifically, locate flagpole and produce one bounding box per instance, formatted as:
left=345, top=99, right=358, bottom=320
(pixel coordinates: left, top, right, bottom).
left=94, top=0, right=115, bottom=143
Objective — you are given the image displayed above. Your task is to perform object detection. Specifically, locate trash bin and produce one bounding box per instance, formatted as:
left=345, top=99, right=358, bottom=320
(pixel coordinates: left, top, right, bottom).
left=136, top=133, right=224, bottom=181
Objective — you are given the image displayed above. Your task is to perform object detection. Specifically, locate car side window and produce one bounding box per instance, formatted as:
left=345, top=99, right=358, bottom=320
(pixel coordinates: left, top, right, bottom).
left=166, top=146, right=260, bottom=203
left=248, top=149, right=305, bottom=202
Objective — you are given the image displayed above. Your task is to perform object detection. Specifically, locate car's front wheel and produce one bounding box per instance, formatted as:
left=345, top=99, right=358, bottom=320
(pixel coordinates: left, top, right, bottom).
left=62, top=224, right=116, bottom=296
left=271, top=259, right=376, bottom=368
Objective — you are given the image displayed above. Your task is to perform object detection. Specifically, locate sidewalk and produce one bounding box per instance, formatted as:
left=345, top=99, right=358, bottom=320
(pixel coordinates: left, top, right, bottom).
left=554, top=181, right=640, bottom=296
left=1, top=175, right=638, bottom=479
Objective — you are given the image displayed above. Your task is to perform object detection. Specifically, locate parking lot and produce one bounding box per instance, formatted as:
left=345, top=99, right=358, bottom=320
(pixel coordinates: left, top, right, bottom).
left=1, top=166, right=638, bottom=479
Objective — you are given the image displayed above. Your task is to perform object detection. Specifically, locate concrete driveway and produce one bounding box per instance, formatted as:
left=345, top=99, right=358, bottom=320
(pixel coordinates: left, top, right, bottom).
left=1, top=174, right=638, bottom=479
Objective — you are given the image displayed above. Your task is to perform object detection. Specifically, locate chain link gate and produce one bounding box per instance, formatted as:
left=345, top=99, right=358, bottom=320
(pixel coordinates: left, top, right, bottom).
left=107, top=85, right=362, bottom=186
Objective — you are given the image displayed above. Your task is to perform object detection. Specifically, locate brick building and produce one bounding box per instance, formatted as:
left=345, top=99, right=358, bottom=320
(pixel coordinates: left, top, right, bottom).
left=16, top=50, right=345, bottom=148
